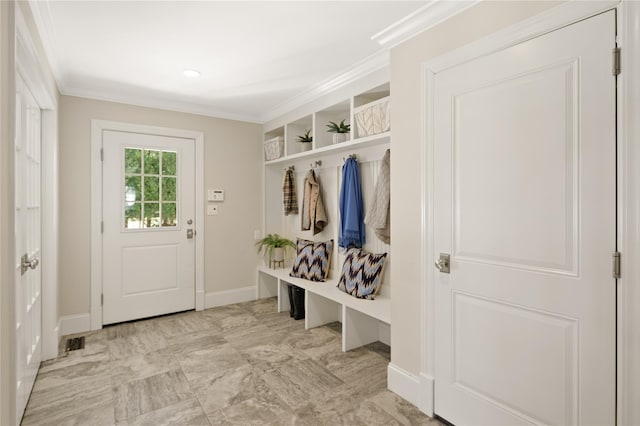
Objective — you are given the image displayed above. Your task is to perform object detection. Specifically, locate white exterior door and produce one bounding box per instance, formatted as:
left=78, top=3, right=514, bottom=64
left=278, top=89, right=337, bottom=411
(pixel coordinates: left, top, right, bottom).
left=433, top=12, right=616, bottom=426
left=15, top=75, right=42, bottom=423
left=102, top=130, right=195, bottom=325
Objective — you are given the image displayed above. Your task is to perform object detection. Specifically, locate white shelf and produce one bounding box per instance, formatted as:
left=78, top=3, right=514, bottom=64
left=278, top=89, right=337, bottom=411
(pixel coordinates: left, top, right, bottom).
left=264, top=131, right=390, bottom=166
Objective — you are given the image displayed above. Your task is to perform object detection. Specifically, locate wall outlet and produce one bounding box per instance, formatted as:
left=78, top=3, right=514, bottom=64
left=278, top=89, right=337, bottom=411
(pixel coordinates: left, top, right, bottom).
left=254, top=230, right=261, bottom=240
left=207, top=205, right=218, bottom=216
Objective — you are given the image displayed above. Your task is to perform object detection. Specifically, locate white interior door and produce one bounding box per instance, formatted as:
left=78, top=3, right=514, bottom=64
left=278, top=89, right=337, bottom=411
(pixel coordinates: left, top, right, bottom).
left=433, top=11, right=616, bottom=426
left=103, top=130, right=195, bottom=325
left=15, top=75, right=42, bottom=424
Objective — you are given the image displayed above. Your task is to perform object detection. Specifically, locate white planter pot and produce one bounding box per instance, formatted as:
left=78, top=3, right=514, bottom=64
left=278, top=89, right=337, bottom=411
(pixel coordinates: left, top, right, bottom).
left=332, top=133, right=348, bottom=144
left=272, top=247, right=284, bottom=262
left=299, top=143, right=312, bottom=152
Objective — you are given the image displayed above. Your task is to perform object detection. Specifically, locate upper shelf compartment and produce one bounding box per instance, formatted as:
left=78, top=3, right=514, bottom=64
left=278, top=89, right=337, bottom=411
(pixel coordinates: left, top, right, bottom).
left=263, top=80, right=391, bottom=165
left=314, top=100, right=351, bottom=149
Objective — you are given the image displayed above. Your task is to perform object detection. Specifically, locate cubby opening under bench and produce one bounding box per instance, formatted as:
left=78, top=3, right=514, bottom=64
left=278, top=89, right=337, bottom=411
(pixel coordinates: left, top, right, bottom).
left=258, top=265, right=390, bottom=352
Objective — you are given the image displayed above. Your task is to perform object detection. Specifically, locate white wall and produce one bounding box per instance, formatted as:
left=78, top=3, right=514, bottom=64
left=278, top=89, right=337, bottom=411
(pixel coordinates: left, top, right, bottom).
left=58, top=96, right=263, bottom=318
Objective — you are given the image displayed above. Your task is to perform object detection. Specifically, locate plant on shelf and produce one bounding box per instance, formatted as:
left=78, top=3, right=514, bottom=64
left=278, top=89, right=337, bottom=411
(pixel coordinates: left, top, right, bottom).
left=255, top=234, right=296, bottom=268
left=297, top=129, right=313, bottom=152
left=326, top=119, right=350, bottom=144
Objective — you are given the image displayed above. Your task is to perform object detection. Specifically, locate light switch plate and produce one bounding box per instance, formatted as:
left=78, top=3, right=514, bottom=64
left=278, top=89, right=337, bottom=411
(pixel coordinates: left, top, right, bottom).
left=207, top=205, right=218, bottom=216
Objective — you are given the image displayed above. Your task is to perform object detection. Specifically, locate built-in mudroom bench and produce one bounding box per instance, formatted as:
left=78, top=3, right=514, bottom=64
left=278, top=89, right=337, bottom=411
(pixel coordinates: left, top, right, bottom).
left=258, top=265, right=390, bottom=351
left=258, top=70, right=392, bottom=353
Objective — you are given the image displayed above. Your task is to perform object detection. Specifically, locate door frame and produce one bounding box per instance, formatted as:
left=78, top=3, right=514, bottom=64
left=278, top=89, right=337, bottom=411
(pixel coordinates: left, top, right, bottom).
left=16, top=3, right=59, bottom=364
left=90, top=120, right=205, bottom=330
left=418, top=0, right=632, bottom=420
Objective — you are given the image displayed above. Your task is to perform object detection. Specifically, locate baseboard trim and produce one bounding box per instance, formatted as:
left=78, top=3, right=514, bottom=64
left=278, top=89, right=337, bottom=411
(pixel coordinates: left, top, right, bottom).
left=387, top=363, right=434, bottom=416
left=59, top=313, right=92, bottom=337
left=205, top=286, right=257, bottom=309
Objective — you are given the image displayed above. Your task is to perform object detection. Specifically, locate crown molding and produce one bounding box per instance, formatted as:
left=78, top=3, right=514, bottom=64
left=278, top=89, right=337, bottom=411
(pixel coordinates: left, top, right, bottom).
left=27, top=0, right=62, bottom=82
left=371, top=0, right=480, bottom=49
left=259, top=48, right=389, bottom=123
left=60, top=86, right=264, bottom=124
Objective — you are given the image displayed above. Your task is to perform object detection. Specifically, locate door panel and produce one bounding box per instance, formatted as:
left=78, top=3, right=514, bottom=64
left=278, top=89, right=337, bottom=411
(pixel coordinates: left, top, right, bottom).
left=103, top=131, right=195, bottom=325
left=434, top=11, right=615, bottom=426
left=15, top=75, right=42, bottom=423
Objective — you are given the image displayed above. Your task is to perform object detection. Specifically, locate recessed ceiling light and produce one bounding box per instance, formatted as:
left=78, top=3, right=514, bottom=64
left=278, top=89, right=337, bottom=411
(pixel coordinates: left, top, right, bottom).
left=183, top=69, right=200, bottom=78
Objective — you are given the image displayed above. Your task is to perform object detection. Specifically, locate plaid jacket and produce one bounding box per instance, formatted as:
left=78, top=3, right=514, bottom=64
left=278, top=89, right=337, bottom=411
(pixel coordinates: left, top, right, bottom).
left=283, top=169, right=298, bottom=215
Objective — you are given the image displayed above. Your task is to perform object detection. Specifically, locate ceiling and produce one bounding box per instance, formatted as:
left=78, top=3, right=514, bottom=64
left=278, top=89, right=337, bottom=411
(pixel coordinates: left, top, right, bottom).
left=30, top=1, right=438, bottom=123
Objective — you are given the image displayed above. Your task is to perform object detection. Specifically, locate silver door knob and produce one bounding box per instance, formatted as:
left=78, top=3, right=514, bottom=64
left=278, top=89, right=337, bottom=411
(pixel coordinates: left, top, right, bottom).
left=21, top=253, right=39, bottom=275
left=186, top=229, right=194, bottom=239
left=435, top=253, right=450, bottom=274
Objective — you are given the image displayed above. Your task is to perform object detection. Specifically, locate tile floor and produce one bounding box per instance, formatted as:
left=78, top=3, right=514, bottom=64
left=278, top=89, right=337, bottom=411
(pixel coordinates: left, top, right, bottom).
left=22, top=297, right=440, bottom=425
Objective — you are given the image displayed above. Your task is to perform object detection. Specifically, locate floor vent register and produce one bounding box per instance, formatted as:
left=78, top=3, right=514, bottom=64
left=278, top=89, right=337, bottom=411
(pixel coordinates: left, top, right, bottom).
left=64, top=336, right=85, bottom=352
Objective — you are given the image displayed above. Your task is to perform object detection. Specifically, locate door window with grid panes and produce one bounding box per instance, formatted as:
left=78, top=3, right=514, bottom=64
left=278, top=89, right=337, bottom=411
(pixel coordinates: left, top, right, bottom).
left=123, top=148, right=178, bottom=229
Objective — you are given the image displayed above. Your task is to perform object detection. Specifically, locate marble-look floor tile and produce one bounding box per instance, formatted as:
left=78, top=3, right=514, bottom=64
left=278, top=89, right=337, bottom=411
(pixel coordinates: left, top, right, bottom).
left=192, top=364, right=272, bottom=414
left=33, top=351, right=111, bottom=392
left=238, top=343, right=309, bottom=373
left=154, top=311, right=220, bottom=338
left=367, top=390, right=437, bottom=425
left=119, top=398, right=210, bottom=426
left=24, top=299, right=445, bottom=426
left=110, top=352, right=181, bottom=386
left=261, top=359, right=343, bottom=410
left=237, top=297, right=278, bottom=316
left=22, top=376, right=114, bottom=425
left=178, top=343, right=248, bottom=385
left=364, top=341, right=391, bottom=361
left=218, top=393, right=291, bottom=426
left=108, top=327, right=168, bottom=360
left=113, top=369, right=193, bottom=421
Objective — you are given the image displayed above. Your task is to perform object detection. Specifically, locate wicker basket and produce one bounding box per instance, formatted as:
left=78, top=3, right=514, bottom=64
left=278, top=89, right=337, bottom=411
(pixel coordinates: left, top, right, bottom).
left=353, top=96, right=390, bottom=138
left=264, top=136, right=284, bottom=161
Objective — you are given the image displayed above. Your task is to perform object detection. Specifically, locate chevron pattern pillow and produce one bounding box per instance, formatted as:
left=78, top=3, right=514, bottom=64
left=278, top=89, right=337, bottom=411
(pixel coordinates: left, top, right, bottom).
left=289, top=239, right=334, bottom=282
left=337, top=248, right=387, bottom=300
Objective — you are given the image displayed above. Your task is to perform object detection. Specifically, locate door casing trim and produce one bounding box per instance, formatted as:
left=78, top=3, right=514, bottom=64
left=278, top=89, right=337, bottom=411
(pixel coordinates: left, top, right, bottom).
left=90, top=120, right=205, bottom=330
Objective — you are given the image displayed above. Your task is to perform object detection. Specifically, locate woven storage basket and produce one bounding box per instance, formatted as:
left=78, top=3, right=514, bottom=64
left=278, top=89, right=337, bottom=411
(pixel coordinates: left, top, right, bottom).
left=264, top=136, right=284, bottom=161
left=353, top=96, right=390, bottom=138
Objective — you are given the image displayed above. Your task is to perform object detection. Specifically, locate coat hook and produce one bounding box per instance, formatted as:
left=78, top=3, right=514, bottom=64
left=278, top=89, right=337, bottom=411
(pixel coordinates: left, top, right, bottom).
left=310, top=160, right=322, bottom=169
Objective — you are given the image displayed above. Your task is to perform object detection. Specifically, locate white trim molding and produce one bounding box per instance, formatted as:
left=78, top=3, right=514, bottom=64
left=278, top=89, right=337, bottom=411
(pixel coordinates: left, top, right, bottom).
left=205, top=286, right=257, bottom=310
left=387, top=363, right=434, bottom=416
left=617, top=1, right=640, bottom=425
left=420, top=0, right=621, bottom=419
left=90, top=120, right=205, bottom=330
left=15, top=5, right=59, bottom=363
left=59, top=314, right=91, bottom=337
left=371, top=0, right=480, bottom=49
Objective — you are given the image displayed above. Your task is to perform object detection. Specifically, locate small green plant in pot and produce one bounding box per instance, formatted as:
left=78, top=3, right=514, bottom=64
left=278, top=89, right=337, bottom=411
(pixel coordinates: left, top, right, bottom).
left=297, top=129, right=313, bottom=153
left=255, top=234, right=296, bottom=268
left=326, top=119, right=350, bottom=144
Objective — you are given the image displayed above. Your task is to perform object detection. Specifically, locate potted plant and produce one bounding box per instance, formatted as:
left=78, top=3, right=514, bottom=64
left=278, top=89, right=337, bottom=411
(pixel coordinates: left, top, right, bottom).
left=326, top=119, right=350, bottom=144
left=297, top=129, right=313, bottom=153
left=255, top=234, right=296, bottom=268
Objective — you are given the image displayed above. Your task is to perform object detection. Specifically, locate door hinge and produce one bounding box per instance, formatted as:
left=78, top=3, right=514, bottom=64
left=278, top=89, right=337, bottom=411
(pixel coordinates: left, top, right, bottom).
left=101, top=293, right=103, bottom=306
left=613, top=251, right=621, bottom=279
left=100, top=148, right=104, bottom=162
left=101, top=221, right=104, bottom=234
left=612, top=47, right=621, bottom=76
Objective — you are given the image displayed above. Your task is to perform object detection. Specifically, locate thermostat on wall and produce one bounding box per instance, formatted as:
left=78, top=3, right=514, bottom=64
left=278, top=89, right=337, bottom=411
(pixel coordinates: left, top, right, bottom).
left=208, top=189, right=225, bottom=202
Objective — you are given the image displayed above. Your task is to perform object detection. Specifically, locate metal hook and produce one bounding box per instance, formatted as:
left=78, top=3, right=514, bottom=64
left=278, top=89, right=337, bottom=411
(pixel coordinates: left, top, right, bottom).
left=310, top=160, right=322, bottom=169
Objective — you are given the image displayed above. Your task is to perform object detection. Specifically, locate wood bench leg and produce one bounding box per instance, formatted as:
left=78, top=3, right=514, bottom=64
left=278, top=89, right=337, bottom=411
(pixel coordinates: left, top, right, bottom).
left=305, top=291, right=340, bottom=330
left=342, top=305, right=381, bottom=352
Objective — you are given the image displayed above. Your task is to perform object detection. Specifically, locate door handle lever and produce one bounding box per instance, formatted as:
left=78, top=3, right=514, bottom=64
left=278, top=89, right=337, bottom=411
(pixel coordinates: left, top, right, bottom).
left=21, top=253, right=39, bottom=275
left=435, top=253, right=450, bottom=274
